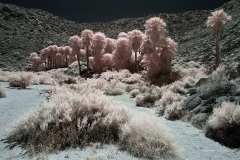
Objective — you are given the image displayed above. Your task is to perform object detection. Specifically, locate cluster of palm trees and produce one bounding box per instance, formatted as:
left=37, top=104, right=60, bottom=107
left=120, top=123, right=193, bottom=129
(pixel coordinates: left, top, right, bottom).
left=29, top=9, right=231, bottom=77
left=29, top=17, right=178, bottom=77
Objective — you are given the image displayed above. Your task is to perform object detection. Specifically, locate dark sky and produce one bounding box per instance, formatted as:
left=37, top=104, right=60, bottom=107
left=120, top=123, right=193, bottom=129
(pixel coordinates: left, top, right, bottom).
left=0, top=0, right=232, bottom=23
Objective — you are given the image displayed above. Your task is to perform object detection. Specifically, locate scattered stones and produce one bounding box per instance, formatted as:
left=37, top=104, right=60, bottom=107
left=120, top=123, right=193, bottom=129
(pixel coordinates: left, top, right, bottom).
left=185, top=95, right=202, bottom=110
left=189, top=88, right=197, bottom=95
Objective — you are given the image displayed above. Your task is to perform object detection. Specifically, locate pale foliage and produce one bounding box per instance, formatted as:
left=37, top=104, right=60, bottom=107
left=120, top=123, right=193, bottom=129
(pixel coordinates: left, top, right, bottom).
left=104, top=80, right=125, bottom=96
left=120, top=112, right=181, bottom=159
left=92, top=32, right=106, bottom=56
left=198, top=66, right=234, bottom=96
left=142, top=53, right=162, bottom=77
left=100, top=70, right=143, bottom=84
left=130, top=89, right=140, bottom=98
left=5, top=83, right=181, bottom=159
left=118, top=32, right=129, bottom=39
left=145, top=17, right=166, bottom=44
left=69, top=35, right=82, bottom=49
left=159, top=37, right=178, bottom=58
left=81, top=29, right=94, bottom=47
left=128, top=29, right=144, bottom=52
left=9, top=72, right=34, bottom=89
left=102, top=38, right=116, bottom=54
left=140, top=36, right=154, bottom=54
left=113, top=38, right=132, bottom=70
left=209, top=102, right=240, bottom=129
left=206, top=9, right=231, bottom=27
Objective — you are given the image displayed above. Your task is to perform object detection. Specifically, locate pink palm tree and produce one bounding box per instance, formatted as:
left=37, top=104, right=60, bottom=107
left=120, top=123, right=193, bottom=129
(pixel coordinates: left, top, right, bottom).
left=102, top=38, right=116, bottom=54
left=145, top=17, right=166, bottom=48
left=113, top=37, right=132, bottom=71
left=29, top=52, right=40, bottom=71
left=142, top=52, right=162, bottom=78
left=158, top=37, right=178, bottom=75
left=81, top=29, right=94, bottom=72
left=91, top=32, right=106, bottom=73
left=69, top=35, right=82, bottom=75
left=140, top=35, right=154, bottom=55
left=63, top=46, right=72, bottom=66
left=128, top=29, right=144, bottom=72
left=40, top=47, right=49, bottom=69
left=118, top=32, right=129, bottom=39
left=207, top=9, right=231, bottom=68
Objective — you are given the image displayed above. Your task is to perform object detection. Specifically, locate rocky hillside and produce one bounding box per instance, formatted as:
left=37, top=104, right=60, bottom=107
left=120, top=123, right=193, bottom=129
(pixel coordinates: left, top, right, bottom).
left=0, top=0, right=239, bottom=70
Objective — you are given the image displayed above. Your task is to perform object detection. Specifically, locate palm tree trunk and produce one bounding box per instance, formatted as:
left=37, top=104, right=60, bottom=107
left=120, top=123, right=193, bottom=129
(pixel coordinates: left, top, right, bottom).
left=215, top=37, right=220, bottom=68
left=135, top=50, right=138, bottom=72
left=76, top=54, right=81, bottom=75
left=86, top=46, right=89, bottom=72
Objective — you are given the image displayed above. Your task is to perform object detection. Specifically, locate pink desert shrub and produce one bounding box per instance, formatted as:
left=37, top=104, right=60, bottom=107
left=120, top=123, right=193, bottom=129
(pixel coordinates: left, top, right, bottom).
left=208, top=102, right=240, bottom=129
left=119, top=112, right=181, bottom=159
left=3, top=85, right=181, bottom=159
left=0, top=71, right=55, bottom=85
left=206, top=9, right=231, bottom=68
left=135, top=86, right=162, bottom=107
left=128, top=30, right=144, bottom=72
left=113, top=38, right=132, bottom=71
left=9, top=72, right=34, bottom=89
left=69, top=35, right=83, bottom=75
left=129, top=89, right=140, bottom=98
left=155, top=90, right=184, bottom=117
left=163, top=100, right=185, bottom=120
left=104, top=80, right=125, bottom=96
left=81, top=29, right=94, bottom=71
left=100, top=70, right=143, bottom=85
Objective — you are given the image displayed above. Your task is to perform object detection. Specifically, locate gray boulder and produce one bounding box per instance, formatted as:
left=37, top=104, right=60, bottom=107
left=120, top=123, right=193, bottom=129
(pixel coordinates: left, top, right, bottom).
left=185, top=95, right=202, bottom=110
left=190, top=113, right=208, bottom=128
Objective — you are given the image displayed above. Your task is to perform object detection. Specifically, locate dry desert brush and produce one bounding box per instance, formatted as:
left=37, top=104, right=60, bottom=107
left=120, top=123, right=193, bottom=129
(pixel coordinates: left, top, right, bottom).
left=2, top=85, right=181, bottom=159
left=9, top=72, right=34, bottom=89
left=205, top=102, right=240, bottom=148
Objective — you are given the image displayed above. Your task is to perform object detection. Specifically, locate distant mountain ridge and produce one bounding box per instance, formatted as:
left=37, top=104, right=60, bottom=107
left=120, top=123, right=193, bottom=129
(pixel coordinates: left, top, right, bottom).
left=0, top=0, right=239, bottom=70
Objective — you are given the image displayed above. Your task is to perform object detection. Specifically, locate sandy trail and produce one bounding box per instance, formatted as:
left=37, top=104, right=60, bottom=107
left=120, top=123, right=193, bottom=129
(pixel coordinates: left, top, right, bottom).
left=0, top=82, right=49, bottom=160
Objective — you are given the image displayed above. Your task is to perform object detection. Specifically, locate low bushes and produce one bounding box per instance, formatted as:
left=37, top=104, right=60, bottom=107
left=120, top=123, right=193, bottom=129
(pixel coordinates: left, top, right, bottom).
left=9, top=72, right=34, bottom=89
left=2, top=84, right=181, bottom=159
left=205, top=102, right=240, bottom=148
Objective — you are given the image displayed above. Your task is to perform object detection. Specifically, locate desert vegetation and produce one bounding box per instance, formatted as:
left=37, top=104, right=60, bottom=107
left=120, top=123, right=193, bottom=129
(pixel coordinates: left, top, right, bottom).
left=1, top=6, right=240, bottom=159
